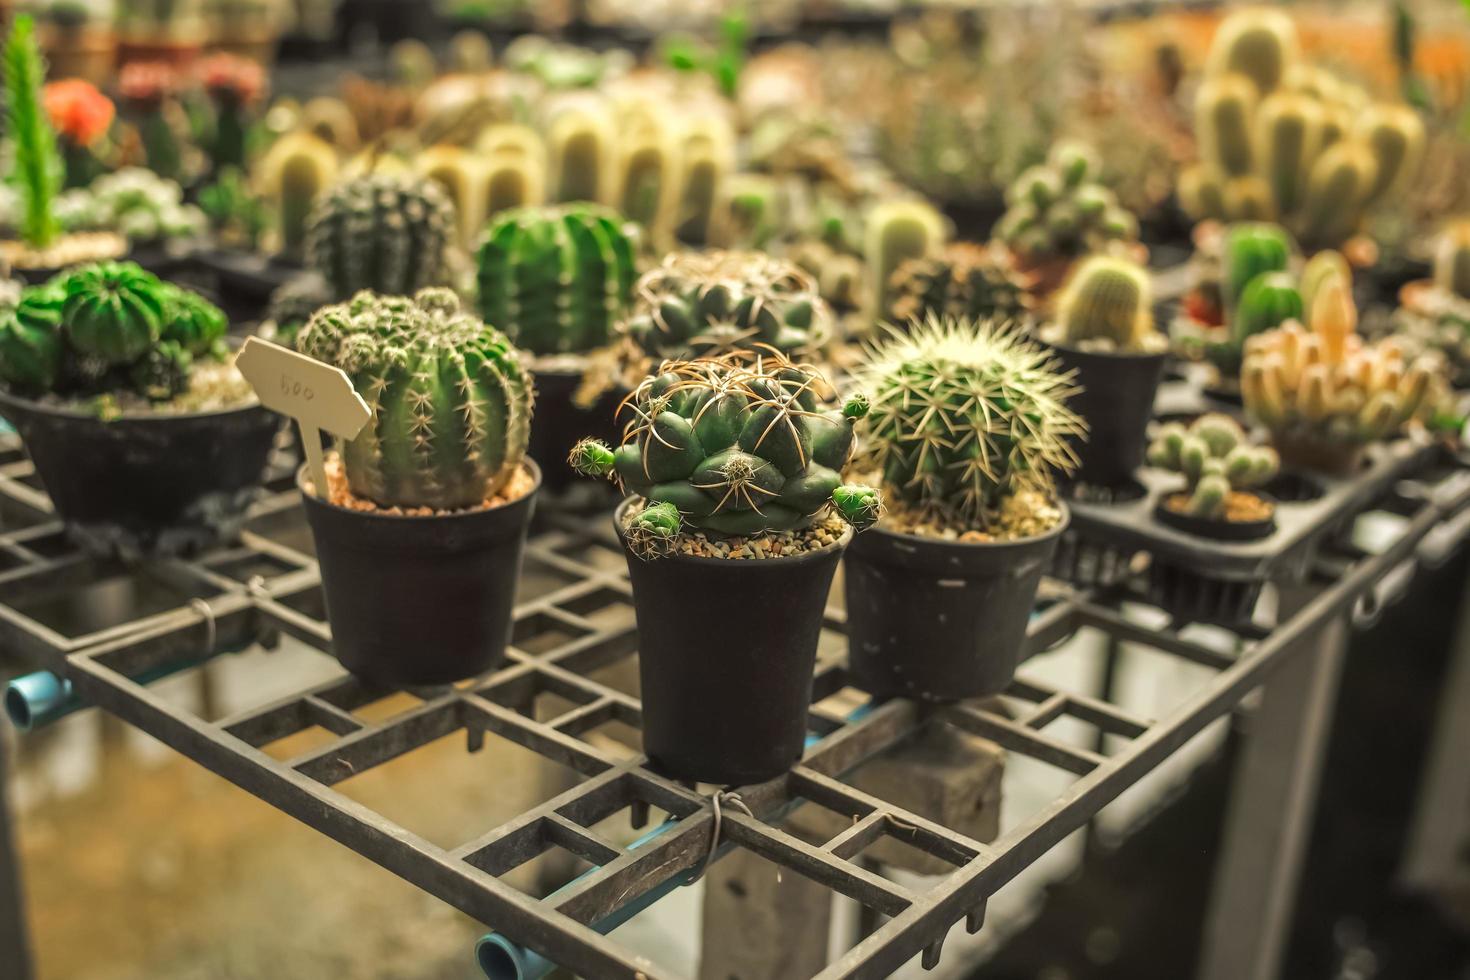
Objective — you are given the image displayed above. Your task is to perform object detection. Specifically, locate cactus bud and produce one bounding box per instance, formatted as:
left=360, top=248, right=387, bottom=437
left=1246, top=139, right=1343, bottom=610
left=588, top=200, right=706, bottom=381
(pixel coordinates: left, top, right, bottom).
left=569, top=438, right=617, bottom=478
left=831, top=484, right=883, bottom=531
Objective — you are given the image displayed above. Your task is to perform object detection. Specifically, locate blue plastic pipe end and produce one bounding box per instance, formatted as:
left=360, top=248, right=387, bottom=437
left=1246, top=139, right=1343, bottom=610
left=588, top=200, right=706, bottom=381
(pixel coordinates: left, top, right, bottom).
left=5, top=671, right=74, bottom=732
left=477, top=933, right=555, bottom=980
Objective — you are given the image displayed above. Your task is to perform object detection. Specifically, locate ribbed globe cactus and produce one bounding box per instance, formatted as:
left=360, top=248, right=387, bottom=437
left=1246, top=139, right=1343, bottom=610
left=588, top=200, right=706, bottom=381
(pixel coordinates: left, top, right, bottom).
left=1147, top=414, right=1279, bottom=520
left=59, top=261, right=167, bottom=368
left=160, top=283, right=227, bottom=356
left=475, top=203, right=640, bottom=356
left=886, top=243, right=1032, bottom=327
left=854, top=316, right=1084, bottom=528
left=0, top=284, right=63, bottom=394
left=296, top=289, right=534, bottom=510
left=569, top=350, right=879, bottom=538
left=620, top=251, right=833, bottom=362
left=305, top=173, right=458, bottom=301
left=1048, top=254, right=1159, bottom=351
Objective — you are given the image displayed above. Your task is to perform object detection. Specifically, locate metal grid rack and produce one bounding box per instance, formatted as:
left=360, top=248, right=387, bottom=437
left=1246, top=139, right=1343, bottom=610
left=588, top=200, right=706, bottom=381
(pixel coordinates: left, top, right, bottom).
left=3, top=429, right=1470, bottom=978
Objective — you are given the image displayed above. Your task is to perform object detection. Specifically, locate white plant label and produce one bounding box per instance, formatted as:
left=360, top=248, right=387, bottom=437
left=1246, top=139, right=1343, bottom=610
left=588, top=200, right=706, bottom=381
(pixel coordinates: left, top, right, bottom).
left=236, top=337, right=371, bottom=500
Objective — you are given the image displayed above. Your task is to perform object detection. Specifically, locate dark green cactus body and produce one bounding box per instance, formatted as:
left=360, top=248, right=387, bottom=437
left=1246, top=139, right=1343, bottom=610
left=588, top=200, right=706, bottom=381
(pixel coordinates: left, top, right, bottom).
left=59, top=261, right=167, bottom=367
left=0, top=285, right=64, bottom=393
left=1232, top=271, right=1303, bottom=345
left=297, top=289, right=533, bottom=511
left=621, top=251, right=832, bottom=362
left=127, top=339, right=192, bottom=401
left=475, top=204, right=639, bottom=356
left=267, top=272, right=334, bottom=349
left=886, top=243, right=1031, bottom=326
left=572, top=352, right=869, bottom=537
left=306, top=173, right=457, bottom=301
left=161, top=284, right=227, bottom=356
left=1222, top=223, right=1292, bottom=311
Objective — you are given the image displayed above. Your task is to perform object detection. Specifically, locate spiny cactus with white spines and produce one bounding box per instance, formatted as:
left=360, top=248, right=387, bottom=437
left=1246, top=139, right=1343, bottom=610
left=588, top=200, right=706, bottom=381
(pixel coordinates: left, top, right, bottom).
left=853, top=316, right=1084, bottom=528
left=568, top=349, right=879, bottom=540
left=1047, top=254, right=1161, bottom=352
left=1241, top=277, right=1443, bottom=464
left=296, top=289, right=533, bottom=510
left=1147, top=414, right=1278, bottom=520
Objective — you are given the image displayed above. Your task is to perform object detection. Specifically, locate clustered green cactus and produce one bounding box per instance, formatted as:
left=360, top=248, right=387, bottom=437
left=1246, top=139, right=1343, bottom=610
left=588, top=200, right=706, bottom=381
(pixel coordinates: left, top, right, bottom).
left=475, top=203, right=640, bottom=356
left=885, top=242, right=1032, bottom=327
left=1176, top=223, right=1302, bottom=376
left=305, top=172, right=458, bottom=302
left=0, top=261, right=227, bottom=402
left=569, top=350, right=880, bottom=542
left=854, top=316, right=1084, bottom=528
left=296, top=289, right=534, bottom=511
left=1046, top=254, right=1160, bottom=352
left=1181, top=8, right=1425, bottom=249
left=1147, top=414, right=1279, bottom=520
left=995, top=141, right=1139, bottom=266
left=1242, top=275, right=1443, bottom=466
left=619, top=251, right=833, bottom=363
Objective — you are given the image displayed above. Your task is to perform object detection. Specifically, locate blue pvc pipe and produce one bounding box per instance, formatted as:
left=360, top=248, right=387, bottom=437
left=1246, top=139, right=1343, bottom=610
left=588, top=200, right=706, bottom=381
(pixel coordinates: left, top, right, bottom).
left=4, top=671, right=74, bottom=732
left=475, top=698, right=877, bottom=980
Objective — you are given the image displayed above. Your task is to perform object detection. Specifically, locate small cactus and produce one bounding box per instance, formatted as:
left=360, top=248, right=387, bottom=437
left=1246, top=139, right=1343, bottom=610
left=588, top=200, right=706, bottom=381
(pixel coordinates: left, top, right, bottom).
left=296, top=289, right=533, bottom=510
left=624, top=500, right=681, bottom=558
left=1050, top=254, right=1157, bottom=352
left=60, top=261, right=166, bottom=368
left=619, top=250, right=833, bottom=362
left=571, top=350, right=878, bottom=539
left=0, top=285, right=64, bottom=394
left=1300, top=249, right=1351, bottom=320
left=885, top=242, right=1031, bottom=326
left=305, top=172, right=458, bottom=301
left=864, top=198, right=947, bottom=319
left=996, top=141, right=1139, bottom=267
left=1233, top=271, right=1303, bottom=347
left=853, top=316, right=1084, bottom=528
left=475, top=203, right=640, bottom=356
left=258, top=130, right=339, bottom=261
left=1147, top=413, right=1278, bottom=520
left=161, top=283, right=226, bottom=356
left=1433, top=221, right=1470, bottom=301
left=1222, top=223, right=1292, bottom=313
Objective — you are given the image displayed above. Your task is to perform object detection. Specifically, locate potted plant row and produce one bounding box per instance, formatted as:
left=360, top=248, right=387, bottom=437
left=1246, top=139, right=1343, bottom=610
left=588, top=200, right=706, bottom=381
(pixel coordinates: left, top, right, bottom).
left=1147, top=414, right=1280, bottom=540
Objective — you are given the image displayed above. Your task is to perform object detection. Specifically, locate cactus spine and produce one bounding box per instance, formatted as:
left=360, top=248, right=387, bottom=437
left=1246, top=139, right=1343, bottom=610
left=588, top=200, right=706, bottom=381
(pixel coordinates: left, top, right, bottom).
left=306, top=172, right=457, bottom=301
left=296, top=289, right=533, bottom=510
left=1052, top=254, right=1157, bottom=351
left=475, top=204, right=640, bottom=356
left=1147, top=414, right=1279, bottom=520
left=569, top=350, right=879, bottom=539
left=865, top=198, right=947, bottom=319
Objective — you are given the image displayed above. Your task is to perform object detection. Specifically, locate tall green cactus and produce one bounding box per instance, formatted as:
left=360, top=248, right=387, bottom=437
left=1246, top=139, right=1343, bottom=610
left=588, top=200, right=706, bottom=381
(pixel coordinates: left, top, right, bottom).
left=475, top=204, right=640, bottom=356
left=1222, top=222, right=1292, bottom=312
left=3, top=16, right=62, bottom=250
left=0, top=284, right=64, bottom=394
left=296, top=289, right=534, bottom=510
left=306, top=173, right=457, bottom=301
left=620, top=250, right=833, bottom=362
left=854, top=316, right=1084, bottom=527
left=569, top=350, right=879, bottom=538
left=1052, top=254, right=1156, bottom=351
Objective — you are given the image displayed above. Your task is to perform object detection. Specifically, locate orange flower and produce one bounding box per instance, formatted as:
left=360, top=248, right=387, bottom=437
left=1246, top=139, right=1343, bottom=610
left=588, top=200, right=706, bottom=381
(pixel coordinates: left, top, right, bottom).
left=43, top=79, right=115, bottom=146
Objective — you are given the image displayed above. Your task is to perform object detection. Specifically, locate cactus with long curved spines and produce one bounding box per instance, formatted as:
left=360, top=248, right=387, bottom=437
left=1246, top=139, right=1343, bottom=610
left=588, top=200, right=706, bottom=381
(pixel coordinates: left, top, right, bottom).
left=865, top=198, right=947, bottom=319
left=1223, top=223, right=1292, bottom=312
left=296, top=289, right=533, bottom=510
left=0, top=285, right=64, bottom=394
left=853, top=316, right=1084, bottom=528
left=885, top=242, right=1032, bottom=327
left=1242, top=277, right=1444, bottom=462
left=620, top=250, right=833, bottom=362
left=995, top=141, right=1139, bottom=267
left=1050, top=254, right=1157, bottom=352
left=1147, top=414, right=1279, bottom=519
left=305, top=173, right=457, bottom=302
left=569, top=350, right=879, bottom=539
left=475, top=204, right=640, bottom=356
left=1434, top=221, right=1470, bottom=300
left=258, top=130, right=339, bottom=261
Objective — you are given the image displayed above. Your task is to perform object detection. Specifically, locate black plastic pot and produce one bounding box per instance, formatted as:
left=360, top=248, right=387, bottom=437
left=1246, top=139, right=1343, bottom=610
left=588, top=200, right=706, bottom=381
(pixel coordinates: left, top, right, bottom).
left=0, top=387, right=278, bottom=556
left=614, top=498, right=850, bottom=786
left=300, top=462, right=539, bottom=688
left=195, top=248, right=302, bottom=325
left=527, top=366, right=626, bottom=497
left=844, top=507, right=1068, bottom=702
left=1153, top=493, right=1277, bottom=541
left=1046, top=341, right=1166, bottom=488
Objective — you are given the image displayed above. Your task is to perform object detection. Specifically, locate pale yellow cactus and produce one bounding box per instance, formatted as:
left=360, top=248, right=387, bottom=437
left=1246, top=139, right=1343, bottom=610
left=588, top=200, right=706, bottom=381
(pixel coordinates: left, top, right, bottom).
left=416, top=144, right=480, bottom=247
left=478, top=125, right=548, bottom=222
left=257, top=129, right=339, bottom=259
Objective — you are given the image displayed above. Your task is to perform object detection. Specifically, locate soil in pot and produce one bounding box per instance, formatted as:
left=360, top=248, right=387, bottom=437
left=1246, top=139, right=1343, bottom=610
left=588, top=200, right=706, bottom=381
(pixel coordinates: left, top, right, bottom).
left=300, top=457, right=540, bottom=688
left=614, top=498, right=852, bottom=786
left=1043, top=340, right=1166, bottom=488
left=2, top=232, right=128, bottom=284
left=1153, top=491, right=1277, bottom=542
left=844, top=493, right=1068, bottom=702
left=0, top=362, right=278, bottom=557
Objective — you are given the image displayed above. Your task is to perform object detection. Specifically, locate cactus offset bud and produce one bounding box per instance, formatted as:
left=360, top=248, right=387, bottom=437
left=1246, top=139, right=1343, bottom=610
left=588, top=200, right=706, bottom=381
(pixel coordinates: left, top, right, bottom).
left=579, top=350, right=876, bottom=539
left=296, top=288, right=533, bottom=510
left=855, top=316, right=1083, bottom=528
left=831, top=484, right=883, bottom=531
left=568, top=437, right=616, bottom=478
left=306, top=172, right=458, bottom=301
left=1051, top=254, right=1156, bottom=351
left=475, top=203, right=640, bottom=356
left=626, top=500, right=681, bottom=558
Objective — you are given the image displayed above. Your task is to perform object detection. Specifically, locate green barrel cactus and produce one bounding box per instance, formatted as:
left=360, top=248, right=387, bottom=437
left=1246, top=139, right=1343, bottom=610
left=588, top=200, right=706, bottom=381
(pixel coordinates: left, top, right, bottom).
left=1051, top=254, right=1156, bottom=351
left=853, top=316, right=1084, bottom=528
left=59, top=261, right=167, bottom=368
left=569, top=350, right=878, bottom=538
left=885, top=242, right=1031, bottom=327
left=305, top=173, right=458, bottom=301
left=0, top=284, right=64, bottom=394
left=296, top=288, right=533, bottom=510
left=1222, top=223, right=1292, bottom=312
left=1147, top=414, right=1278, bottom=520
left=620, top=250, right=833, bottom=362
left=475, top=203, right=640, bottom=356
left=1233, top=271, right=1303, bottom=346
left=160, top=283, right=227, bottom=356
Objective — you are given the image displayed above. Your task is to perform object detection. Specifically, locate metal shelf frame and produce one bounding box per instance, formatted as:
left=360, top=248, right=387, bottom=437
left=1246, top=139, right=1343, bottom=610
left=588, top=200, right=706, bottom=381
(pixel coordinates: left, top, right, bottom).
left=3, top=430, right=1470, bottom=978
